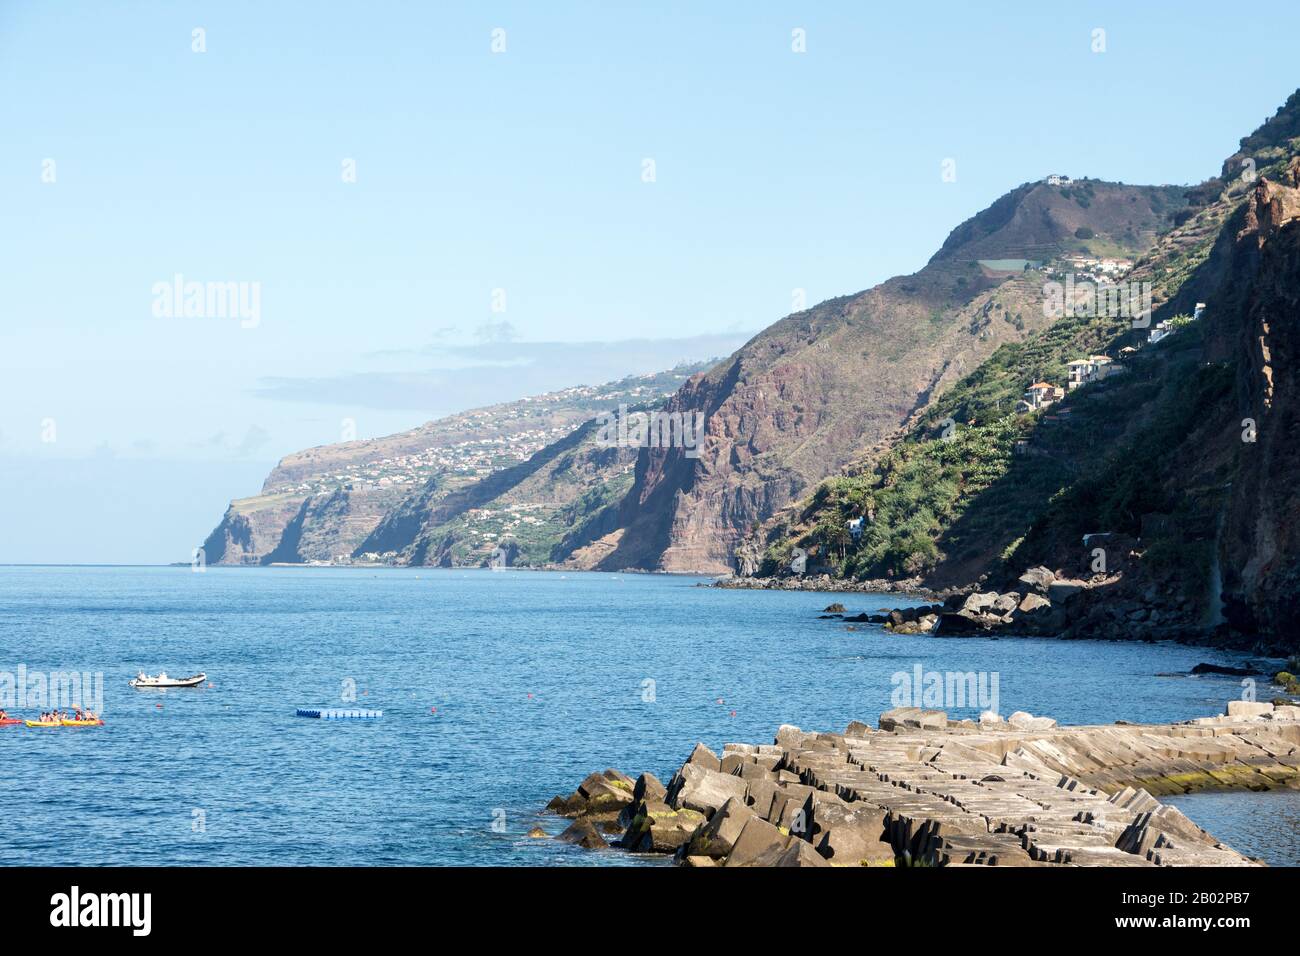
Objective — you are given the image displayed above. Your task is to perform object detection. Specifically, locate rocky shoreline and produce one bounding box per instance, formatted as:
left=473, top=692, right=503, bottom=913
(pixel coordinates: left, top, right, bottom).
left=711, top=573, right=946, bottom=598
left=545, top=701, right=1300, bottom=867
left=717, top=562, right=1294, bottom=657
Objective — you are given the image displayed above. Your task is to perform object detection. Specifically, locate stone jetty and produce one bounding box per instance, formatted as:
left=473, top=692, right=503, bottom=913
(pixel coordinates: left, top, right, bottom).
left=547, top=702, right=1300, bottom=866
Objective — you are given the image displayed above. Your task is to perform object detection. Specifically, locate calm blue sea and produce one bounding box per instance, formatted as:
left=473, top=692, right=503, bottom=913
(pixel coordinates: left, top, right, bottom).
left=0, top=565, right=1293, bottom=866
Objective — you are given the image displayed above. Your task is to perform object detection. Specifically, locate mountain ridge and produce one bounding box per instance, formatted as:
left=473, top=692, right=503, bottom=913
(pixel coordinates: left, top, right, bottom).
left=740, top=90, right=1300, bottom=649
left=572, top=176, right=1190, bottom=574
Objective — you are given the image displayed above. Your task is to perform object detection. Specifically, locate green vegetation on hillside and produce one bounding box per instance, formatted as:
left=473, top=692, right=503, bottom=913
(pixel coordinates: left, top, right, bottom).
left=768, top=415, right=1026, bottom=577
left=755, top=172, right=1245, bottom=583
left=1012, top=327, right=1233, bottom=594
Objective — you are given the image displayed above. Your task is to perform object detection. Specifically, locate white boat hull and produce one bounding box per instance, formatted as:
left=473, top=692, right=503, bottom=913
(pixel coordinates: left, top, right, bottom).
left=129, top=672, right=206, bottom=689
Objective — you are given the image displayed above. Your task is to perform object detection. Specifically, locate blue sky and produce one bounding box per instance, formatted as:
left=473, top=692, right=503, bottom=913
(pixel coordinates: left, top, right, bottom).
left=2, top=1, right=1298, bottom=562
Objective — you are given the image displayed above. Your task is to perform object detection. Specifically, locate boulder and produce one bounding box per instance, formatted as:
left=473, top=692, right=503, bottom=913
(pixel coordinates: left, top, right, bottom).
left=576, top=770, right=636, bottom=814
left=771, top=784, right=816, bottom=830
left=602, top=768, right=636, bottom=788
left=556, top=817, right=608, bottom=849
left=764, top=839, right=832, bottom=868
left=879, top=707, right=947, bottom=732
left=618, top=800, right=706, bottom=853
left=545, top=793, right=582, bottom=815
left=978, top=710, right=1002, bottom=726
left=737, top=761, right=776, bottom=783
left=933, top=612, right=992, bottom=636
left=632, top=771, right=667, bottom=805
left=1007, top=711, right=1058, bottom=731
left=1017, top=593, right=1051, bottom=613
left=686, top=742, right=722, bottom=772
left=618, top=770, right=669, bottom=827
left=744, top=778, right=779, bottom=820
left=992, top=592, right=1020, bottom=615
left=844, top=720, right=874, bottom=738
left=961, top=591, right=1000, bottom=614
left=805, top=796, right=894, bottom=866
left=1226, top=700, right=1273, bottom=718
left=547, top=768, right=636, bottom=818
left=721, top=816, right=790, bottom=867
left=823, top=603, right=846, bottom=613
left=666, top=763, right=748, bottom=817
left=526, top=827, right=547, bottom=838
left=774, top=724, right=805, bottom=748
left=1017, top=566, right=1055, bottom=595
left=683, top=797, right=755, bottom=859
left=1047, top=580, right=1086, bottom=604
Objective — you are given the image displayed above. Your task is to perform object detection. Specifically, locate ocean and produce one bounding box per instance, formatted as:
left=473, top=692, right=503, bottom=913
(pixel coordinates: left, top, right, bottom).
left=0, top=565, right=1294, bottom=866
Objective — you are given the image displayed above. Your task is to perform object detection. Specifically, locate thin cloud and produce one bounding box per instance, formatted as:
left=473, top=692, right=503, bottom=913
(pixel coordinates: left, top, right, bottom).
left=253, top=332, right=753, bottom=412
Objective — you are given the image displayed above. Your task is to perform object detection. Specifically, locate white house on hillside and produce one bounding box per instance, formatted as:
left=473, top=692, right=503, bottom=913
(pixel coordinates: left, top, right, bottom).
left=1067, top=355, right=1118, bottom=390
left=1017, top=382, right=1065, bottom=413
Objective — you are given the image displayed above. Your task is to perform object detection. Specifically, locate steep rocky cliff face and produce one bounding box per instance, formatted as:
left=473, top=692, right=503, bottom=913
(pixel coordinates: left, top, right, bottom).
left=731, top=91, right=1300, bottom=649
left=1215, top=171, right=1300, bottom=643
left=199, top=365, right=708, bottom=565
left=582, top=181, right=1188, bottom=573
left=999, top=170, right=1300, bottom=649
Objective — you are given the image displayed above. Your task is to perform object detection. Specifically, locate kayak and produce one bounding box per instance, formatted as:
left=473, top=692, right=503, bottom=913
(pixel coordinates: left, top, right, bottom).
left=0, top=718, right=23, bottom=726
left=60, top=718, right=104, bottom=727
left=24, top=720, right=59, bottom=728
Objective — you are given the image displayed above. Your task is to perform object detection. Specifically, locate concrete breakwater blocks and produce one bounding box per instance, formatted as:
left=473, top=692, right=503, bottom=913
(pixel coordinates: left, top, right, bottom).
left=295, top=708, right=383, bottom=720
left=549, top=702, right=1300, bottom=867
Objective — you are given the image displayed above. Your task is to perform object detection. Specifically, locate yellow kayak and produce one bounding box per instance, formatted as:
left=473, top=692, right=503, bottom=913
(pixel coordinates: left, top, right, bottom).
left=60, top=719, right=103, bottom=727
left=25, top=720, right=59, bottom=728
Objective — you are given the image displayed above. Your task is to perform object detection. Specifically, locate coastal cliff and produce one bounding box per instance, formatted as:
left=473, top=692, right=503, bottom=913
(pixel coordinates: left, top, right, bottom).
left=198, top=365, right=707, bottom=566
left=579, top=181, right=1187, bottom=574
left=746, top=91, right=1300, bottom=651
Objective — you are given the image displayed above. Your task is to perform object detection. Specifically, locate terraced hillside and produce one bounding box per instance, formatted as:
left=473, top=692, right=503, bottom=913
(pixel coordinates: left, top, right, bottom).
left=747, top=91, right=1300, bottom=648
left=577, top=179, right=1190, bottom=574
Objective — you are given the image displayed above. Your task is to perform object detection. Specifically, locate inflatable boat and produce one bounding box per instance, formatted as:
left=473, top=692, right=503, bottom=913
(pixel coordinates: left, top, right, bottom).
left=129, top=671, right=206, bottom=689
